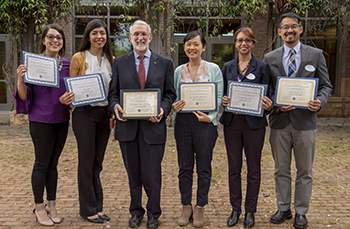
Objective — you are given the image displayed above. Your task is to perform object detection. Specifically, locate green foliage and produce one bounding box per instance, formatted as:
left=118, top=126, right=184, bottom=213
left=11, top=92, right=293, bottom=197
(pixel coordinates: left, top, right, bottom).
left=0, top=0, right=46, bottom=39
left=0, top=0, right=79, bottom=41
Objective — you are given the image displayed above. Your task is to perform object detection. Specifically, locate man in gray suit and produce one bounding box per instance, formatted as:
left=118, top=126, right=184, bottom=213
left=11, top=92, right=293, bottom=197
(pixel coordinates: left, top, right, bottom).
left=264, top=12, right=332, bottom=229
left=108, top=20, right=176, bottom=229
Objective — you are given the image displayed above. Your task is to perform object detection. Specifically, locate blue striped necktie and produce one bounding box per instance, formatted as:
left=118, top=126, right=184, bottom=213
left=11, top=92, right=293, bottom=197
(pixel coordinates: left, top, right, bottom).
left=288, top=49, right=296, bottom=77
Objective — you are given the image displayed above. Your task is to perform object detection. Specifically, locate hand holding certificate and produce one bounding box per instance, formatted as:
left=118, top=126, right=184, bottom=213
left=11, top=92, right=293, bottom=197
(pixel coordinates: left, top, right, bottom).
left=64, top=74, right=107, bottom=107
left=178, top=82, right=217, bottom=112
left=22, top=51, right=59, bottom=88
left=274, top=76, right=319, bottom=109
left=225, top=81, right=267, bottom=117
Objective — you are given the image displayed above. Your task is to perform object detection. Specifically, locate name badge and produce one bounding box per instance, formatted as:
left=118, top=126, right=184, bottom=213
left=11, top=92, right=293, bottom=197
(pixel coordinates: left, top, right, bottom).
left=246, top=73, right=256, bottom=80
left=199, top=75, right=209, bottom=82
left=305, top=65, right=315, bottom=72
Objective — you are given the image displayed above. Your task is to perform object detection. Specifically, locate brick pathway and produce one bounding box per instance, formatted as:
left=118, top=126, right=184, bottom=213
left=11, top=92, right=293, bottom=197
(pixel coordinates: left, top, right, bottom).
left=0, top=122, right=349, bottom=228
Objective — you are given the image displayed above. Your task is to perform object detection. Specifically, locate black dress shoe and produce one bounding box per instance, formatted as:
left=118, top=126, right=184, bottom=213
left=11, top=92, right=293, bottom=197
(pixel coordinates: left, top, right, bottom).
left=86, top=216, right=104, bottom=224
left=129, top=215, right=143, bottom=228
left=293, top=214, right=308, bottom=229
left=147, top=217, right=160, bottom=229
left=270, top=209, right=293, bottom=224
left=244, top=212, right=255, bottom=228
left=227, top=210, right=241, bottom=227
left=99, top=214, right=110, bottom=221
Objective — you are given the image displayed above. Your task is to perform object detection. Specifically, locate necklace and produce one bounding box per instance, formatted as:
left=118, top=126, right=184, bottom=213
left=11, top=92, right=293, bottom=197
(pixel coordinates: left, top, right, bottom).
left=43, top=51, right=63, bottom=71
left=238, top=58, right=251, bottom=75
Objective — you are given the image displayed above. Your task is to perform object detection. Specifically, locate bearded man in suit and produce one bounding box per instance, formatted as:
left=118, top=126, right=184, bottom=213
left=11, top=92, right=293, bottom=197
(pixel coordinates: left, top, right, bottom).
left=264, top=12, right=332, bottom=229
left=108, top=20, right=176, bottom=229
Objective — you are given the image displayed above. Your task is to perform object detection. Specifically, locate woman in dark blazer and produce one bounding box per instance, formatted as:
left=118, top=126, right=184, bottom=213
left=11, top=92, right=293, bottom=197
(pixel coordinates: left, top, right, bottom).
left=220, top=27, right=272, bottom=228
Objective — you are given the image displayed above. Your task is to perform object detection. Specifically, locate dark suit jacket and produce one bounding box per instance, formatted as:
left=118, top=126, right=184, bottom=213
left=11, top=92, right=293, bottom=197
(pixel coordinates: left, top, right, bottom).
left=108, top=50, right=176, bottom=144
left=264, top=43, right=332, bottom=130
left=219, top=55, right=271, bottom=129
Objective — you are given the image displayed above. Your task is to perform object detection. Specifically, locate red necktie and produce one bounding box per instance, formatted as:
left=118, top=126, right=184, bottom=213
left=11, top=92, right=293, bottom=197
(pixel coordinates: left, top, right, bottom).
left=138, top=55, right=145, bottom=89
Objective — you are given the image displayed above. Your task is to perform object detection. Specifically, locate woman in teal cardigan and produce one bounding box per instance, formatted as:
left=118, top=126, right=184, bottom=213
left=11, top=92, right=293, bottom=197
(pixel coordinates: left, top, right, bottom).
left=172, top=31, right=223, bottom=228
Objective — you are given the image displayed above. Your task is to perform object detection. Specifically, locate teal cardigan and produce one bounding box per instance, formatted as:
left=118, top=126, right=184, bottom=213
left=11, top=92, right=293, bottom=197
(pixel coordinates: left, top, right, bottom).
left=173, top=61, right=223, bottom=126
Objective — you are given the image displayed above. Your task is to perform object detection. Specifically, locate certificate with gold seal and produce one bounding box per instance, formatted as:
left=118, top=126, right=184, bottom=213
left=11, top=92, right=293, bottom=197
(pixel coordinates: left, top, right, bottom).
left=178, top=82, right=217, bottom=112
left=120, top=89, right=160, bottom=119
left=274, top=76, right=319, bottom=109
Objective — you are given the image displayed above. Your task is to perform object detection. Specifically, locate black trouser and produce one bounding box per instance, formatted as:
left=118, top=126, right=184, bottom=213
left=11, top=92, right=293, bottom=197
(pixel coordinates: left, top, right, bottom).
left=224, top=115, right=265, bottom=213
left=119, top=122, right=165, bottom=218
left=175, top=113, right=218, bottom=207
left=30, top=121, right=69, bottom=204
left=72, top=105, right=110, bottom=217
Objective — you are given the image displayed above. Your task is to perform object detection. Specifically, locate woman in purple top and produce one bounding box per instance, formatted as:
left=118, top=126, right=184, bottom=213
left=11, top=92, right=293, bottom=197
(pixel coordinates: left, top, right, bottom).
left=14, top=24, right=74, bottom=226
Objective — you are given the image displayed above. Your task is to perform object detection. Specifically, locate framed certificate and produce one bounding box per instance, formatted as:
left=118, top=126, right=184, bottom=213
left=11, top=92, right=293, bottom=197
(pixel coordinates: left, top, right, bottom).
left=225, top=81, right=267, bottom=117
left=178, top=82, right=217, bottom=113
left=22, top=51, right=59, bottom=88
left=120, top=89, right=161, bottom=119
left=274, top=76, right=319, bottom=109
left=64, top=74, right=107, bottom=107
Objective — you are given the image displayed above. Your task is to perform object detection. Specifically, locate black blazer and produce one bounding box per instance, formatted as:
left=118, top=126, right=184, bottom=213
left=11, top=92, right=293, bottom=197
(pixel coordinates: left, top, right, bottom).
left=219, top=55, right=271, bottom=129
left=108, top=50, right=176, bottom=144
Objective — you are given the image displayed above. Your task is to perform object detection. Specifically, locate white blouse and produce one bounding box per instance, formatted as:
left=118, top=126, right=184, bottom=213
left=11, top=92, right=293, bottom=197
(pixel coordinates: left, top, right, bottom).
left=85, top=50, right=112, bottom=107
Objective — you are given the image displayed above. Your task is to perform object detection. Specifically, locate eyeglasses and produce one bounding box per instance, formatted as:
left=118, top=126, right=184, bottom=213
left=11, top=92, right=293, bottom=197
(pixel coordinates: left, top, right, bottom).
left=280, top=24, right=301, bottom=30
left=46, top=35, right=63, bottom=41
left=235, top=39, right=253, bottom=44
left=131, top=32, right=150, bottom=37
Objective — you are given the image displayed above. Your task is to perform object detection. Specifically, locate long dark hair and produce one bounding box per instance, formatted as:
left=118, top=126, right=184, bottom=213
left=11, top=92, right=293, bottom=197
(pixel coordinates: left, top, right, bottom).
left=38, top=24, right=66, bottom=56
left=78, top=19, right=113, bottom=67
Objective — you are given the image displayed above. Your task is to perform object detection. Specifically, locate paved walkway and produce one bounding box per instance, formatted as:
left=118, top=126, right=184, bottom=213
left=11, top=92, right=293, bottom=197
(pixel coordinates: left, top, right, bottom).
left=0, top=118, right=349, bottom=228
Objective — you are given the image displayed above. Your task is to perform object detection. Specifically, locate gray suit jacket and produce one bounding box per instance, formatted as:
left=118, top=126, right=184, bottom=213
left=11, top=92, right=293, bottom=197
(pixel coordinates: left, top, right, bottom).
left=108, top=50, right=176, bottom=144
left=264, top=43, right=332, bottom=130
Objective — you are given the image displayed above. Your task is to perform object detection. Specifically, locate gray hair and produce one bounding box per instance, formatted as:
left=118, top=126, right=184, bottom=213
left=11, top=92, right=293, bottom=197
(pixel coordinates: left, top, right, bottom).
left=130, top=20, right=152, bottom=34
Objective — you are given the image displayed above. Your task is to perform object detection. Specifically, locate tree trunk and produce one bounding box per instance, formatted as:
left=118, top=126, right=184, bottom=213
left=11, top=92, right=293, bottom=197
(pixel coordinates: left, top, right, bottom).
left=21, top=16, right=35, bottom=53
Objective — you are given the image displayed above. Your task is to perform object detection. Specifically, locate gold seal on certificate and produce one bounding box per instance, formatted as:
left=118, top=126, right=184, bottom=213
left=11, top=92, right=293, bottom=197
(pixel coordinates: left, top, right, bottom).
left=120, top=89, right=160, bottom=119
left=274, top=76, right=319, bottom=108
left=178, top=82, right=217, bottom=112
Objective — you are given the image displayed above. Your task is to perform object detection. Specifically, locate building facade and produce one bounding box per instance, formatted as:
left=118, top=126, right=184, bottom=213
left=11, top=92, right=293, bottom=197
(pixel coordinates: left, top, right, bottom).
left=0, top=0, right=349, bottom=120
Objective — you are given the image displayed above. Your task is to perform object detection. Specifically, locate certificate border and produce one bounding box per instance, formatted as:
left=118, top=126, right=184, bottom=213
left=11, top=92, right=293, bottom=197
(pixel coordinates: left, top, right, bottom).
left=64, top=73, right=107, bottom=107
left=120, top=89, right=161, bottom=120
left=225, top=81, right=267, bottom=117
left=178, top=82, right=218, bottom=113
left=22, top=51, right=59, bottom=88
left=274, top=76, right=319, bottom=109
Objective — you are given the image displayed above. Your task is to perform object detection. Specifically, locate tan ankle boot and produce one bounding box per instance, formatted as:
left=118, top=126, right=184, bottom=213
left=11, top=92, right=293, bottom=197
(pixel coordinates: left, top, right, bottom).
left=193, top=205, right=205, bottom=228
left=45, top=200, right=61, bottom=223
left=178, top=205, right=193, bottom=226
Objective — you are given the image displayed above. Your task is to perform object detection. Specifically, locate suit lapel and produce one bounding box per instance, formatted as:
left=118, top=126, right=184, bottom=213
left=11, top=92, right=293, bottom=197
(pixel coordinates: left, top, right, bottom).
left=297, top=44, right=309, bottom=77
left=126, top=51, right=141, bottom=87
left=276, top=46, right=286, bottom=76
left=228, top=58, right=239, bottom=81
left=145, top=52, right=159, bottom=88
left=242, top=55, right=257, bottom=80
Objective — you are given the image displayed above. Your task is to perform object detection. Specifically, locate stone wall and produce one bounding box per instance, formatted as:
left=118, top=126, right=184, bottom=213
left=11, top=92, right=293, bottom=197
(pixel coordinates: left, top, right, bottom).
left=318, top=97, right=350, bottom=117
left=9, top=110, right=28, bottom=125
